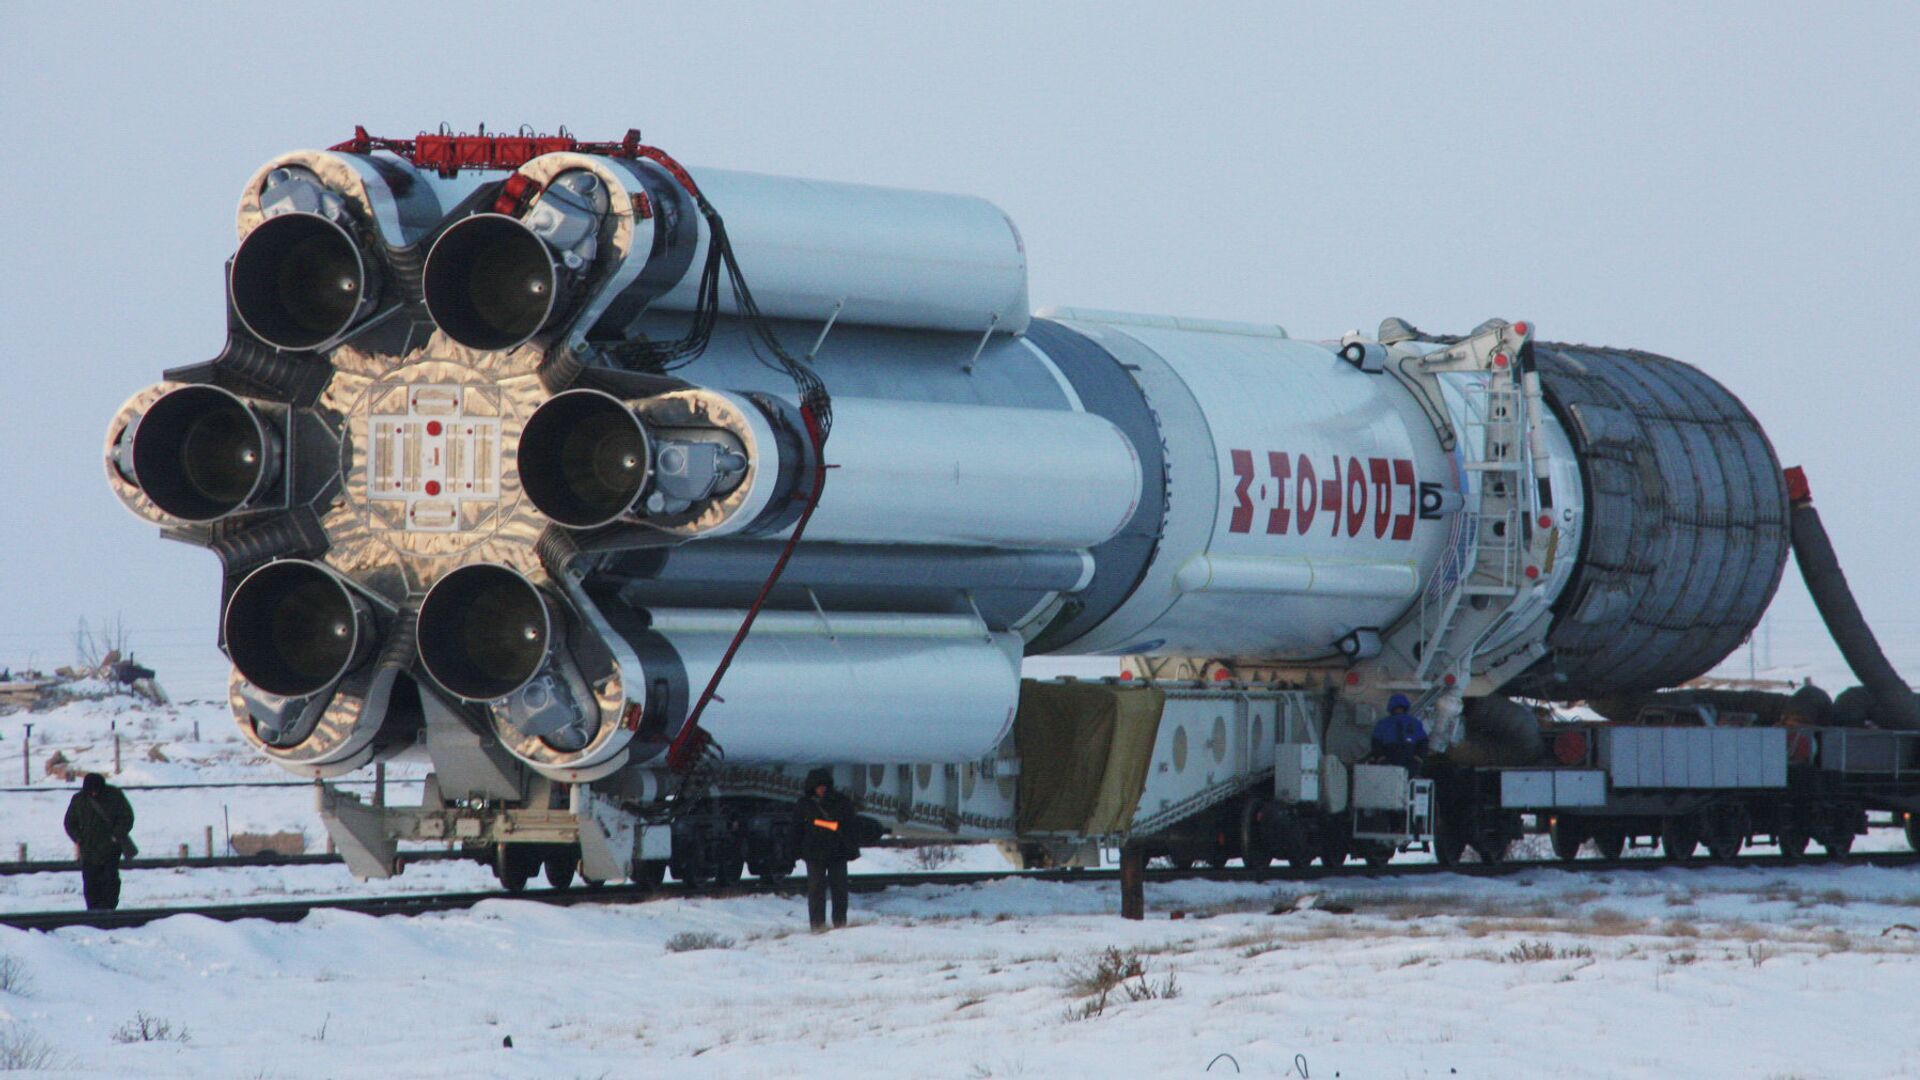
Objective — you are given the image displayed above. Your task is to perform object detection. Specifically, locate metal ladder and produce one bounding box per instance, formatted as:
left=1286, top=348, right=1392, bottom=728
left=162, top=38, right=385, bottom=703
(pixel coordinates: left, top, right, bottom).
left=1408, top=325, right=1536, bottom=688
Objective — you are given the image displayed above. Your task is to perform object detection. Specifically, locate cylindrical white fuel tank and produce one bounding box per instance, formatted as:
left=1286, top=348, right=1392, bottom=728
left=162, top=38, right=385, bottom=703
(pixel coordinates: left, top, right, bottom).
left=1039, top=317, right=1471, bottom=659
left=651, top=167, right=1031, bottom=335
left=644, top=609, right=1021, bottom=763
left=788, top=397, right=1141, bottom=549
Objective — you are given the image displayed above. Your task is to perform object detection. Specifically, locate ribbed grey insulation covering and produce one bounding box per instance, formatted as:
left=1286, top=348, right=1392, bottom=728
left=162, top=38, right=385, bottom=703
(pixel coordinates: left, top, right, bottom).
left=1502, top=344, right=1789, bottom=700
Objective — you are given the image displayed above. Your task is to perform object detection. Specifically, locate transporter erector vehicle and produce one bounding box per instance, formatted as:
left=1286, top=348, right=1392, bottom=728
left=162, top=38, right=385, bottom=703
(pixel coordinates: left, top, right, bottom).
left=107, top=127, right=1919, bottom=893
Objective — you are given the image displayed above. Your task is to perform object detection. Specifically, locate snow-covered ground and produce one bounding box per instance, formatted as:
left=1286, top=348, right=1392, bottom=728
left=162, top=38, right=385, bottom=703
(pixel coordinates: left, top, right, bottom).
left=5, top=864, right=1920, bottom=1077
left=0, top=627, right=1917, bottom=1076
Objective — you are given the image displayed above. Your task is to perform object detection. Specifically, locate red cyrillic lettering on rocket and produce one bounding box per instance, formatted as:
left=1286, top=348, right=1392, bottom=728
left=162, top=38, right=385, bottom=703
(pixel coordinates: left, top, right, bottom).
left=1369, top=457, right=1393, bottom=539
left=1323, top=455, right=1342, bottom=537
left=1392, top=458, right=1417, bottom=540
left=1229, top=449, right=1255, bottom=534
left=1345, top=457, right=1368, bottom=538
left=1227, top=449, right=1422, bottom=542
left=1265, top=451, right=1292, bottom=534
left=1295, top=455, right=1318, bottom=533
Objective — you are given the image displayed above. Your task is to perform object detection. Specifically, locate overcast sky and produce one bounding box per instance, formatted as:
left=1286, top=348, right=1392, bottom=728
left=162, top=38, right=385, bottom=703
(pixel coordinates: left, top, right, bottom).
left=2, top=3, right=1915, bottom=696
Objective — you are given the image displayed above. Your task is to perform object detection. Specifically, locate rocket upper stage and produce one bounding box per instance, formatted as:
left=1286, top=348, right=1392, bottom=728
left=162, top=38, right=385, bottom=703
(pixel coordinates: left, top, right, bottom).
left=104, top=133, right=1789, bottom=781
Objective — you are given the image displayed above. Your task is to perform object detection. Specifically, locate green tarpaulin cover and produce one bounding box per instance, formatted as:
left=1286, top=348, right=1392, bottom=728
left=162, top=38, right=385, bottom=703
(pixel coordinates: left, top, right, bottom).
left=1014, top=680, right=1165, bottom=835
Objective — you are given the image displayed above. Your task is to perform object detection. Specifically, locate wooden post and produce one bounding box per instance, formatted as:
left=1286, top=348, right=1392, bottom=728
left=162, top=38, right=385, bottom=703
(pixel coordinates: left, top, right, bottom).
left=16, top=843, right=25, bottom=863
left=204, top=825, right=214, bottom=858
left=1120, top=844, right=1146, bottom=921
left=112, top=721, right=121, bottom=775
left=178, top=843, right=189, bottom=859
left=21, top=723, right=31, bottom=784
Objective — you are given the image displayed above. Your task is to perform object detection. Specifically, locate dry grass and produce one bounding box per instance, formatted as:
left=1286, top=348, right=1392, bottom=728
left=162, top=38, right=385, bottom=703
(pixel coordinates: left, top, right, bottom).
left=1504, top=940, right=1594, bottom=963
left=664, top=931, right=734, bottom=953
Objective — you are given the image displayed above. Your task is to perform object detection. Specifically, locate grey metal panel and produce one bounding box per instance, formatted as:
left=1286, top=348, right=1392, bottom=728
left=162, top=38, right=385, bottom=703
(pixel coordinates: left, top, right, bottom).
left=1660, top=728, right=1689, bottom=787
left=1639, top=728, right=1664, bottom=787
left=1733, top=730, right=1763, bottom=787
left=1554, top=770, right=1608, bottom=807
left=1503, top=344, right=1789, bottom=700
left=1685, top=729, right=1716, bottom=787
left=1714, top=730, right=1742, bottom=788
left=1354, top=763, right=1410, bottom=810
left=1500, top=770, right=1556, bottom=807
left=1599, top=726, right=1629, bottom=785
left=1762, top=730, right=1787, bottom=787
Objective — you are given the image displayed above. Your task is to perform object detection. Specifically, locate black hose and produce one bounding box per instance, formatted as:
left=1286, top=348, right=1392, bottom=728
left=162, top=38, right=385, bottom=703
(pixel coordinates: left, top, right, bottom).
left=1787, top=468, right=1920, bottom=730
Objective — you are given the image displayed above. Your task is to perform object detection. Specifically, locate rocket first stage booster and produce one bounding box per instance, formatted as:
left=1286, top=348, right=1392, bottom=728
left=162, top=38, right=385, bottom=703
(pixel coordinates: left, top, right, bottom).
left=106, top=129, right=1788, bottom=787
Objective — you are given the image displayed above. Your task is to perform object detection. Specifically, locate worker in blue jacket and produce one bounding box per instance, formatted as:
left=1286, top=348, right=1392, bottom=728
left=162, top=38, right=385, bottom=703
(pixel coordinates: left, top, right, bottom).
left=1370, top=694, right=1430, bottom=771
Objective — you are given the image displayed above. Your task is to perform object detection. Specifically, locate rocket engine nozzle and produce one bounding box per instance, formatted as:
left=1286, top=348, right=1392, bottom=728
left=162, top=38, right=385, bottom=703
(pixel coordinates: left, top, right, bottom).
left=422, top=214, right=567, bottom=351
left=518, top=389, right=655, bottom=528
left=224, top=560, right=375, bottom=699
left=417, top=564, right=556, bottom=702
left=123, top=385, right=281, bottom=522
left=230, top=212, right=376, bottom=351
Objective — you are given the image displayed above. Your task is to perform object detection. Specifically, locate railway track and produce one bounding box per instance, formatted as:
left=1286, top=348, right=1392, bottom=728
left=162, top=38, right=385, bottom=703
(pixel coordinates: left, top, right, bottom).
left=0, top=849, right=468, bottom=877
left=6, top=849, right=1916, bottom=933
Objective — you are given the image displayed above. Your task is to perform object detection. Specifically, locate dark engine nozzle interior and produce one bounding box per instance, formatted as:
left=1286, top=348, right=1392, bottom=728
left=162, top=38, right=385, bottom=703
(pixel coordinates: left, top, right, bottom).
left=417, top=565, right=555, bottom=701
left=129, top=385, right=280, bottom=522
left=230, top=212, right=374, bottom=351
left=518, top=390, right=653, bottom=528
left=224, top=560, right=374, bottom=698
left=422, top=214, right=563, bottom=351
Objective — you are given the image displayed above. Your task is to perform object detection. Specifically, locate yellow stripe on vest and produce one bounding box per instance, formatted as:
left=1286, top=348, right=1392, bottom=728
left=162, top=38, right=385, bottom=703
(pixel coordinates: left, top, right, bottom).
left=812, top=819, right=840, bottom=831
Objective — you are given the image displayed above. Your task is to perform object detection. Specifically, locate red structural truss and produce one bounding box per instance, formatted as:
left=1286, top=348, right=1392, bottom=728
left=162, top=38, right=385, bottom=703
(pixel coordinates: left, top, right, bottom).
left=329, top=125, right=703, bottom=200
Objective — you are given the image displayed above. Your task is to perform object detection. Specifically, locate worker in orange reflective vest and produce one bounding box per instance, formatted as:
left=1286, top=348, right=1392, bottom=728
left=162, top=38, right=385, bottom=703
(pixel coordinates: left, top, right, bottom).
left=792, top=767, right=859, bottom=930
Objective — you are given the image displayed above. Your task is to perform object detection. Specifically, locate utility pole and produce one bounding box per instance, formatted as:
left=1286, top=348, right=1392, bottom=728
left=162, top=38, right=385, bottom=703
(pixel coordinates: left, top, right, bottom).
left=21, top=723, right=31, bottom=785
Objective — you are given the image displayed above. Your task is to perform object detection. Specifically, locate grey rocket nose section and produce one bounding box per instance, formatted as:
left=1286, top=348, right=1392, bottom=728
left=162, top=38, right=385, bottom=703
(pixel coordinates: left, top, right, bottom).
left=422, top=213, right=564, bottom=351
left=1505, top=343, right=1792, bottom=699
left=230, top=212, right=374, bottom=351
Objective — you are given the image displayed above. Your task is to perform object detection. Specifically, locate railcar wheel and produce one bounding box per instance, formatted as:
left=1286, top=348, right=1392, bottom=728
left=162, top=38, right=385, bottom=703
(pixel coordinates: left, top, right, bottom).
left=1777, top=828, right=1809, bottom=859
left=1550, top=820, right=1586, bottom=862
left=1434, top=826, right=1467, bottom=868
left=1239, top=801, right=1274, bottom=871
left=1660, top=817, right=1700, bottom=861
left=1817, top=831, right=1855, bottom=858
left=1361, top=843, right=1394, bottom=868
left=544, top=852, right=576, bottom=890
left=635, top=860, right=667, bottom=889
left=1591, top=828, right=1627, bottom=861
left=1319, top=832, right=1350, bottom=868
left=578, top=862, right=605, bottom=890
left=715, top=852, right=746, bottom=886
left=1907, top=814, right=1920, bottom=853
left=758, top=861, right=795, bottom=884
left=1470, top=839, right=1508, bottom=865
left=495, top=844, right=538, bottom=893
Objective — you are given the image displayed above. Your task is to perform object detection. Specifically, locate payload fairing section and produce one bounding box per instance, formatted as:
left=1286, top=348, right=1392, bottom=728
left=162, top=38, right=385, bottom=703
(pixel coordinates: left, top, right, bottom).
left=106, top=129, right=1788, bottom=882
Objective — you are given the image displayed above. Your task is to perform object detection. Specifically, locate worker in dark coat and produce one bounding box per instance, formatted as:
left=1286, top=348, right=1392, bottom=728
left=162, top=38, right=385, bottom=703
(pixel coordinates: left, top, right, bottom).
left=64, top=773, right=136, bottom=910
left=791, top=767, right=858, bottom=930
left=1370, top=693, right=1430, bottom=772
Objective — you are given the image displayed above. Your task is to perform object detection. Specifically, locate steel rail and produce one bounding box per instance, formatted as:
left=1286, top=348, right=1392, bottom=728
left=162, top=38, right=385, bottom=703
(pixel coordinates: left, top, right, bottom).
left=6, top=850, right=1916, bottom=933
left=0, top=849, right=469, bottom=877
